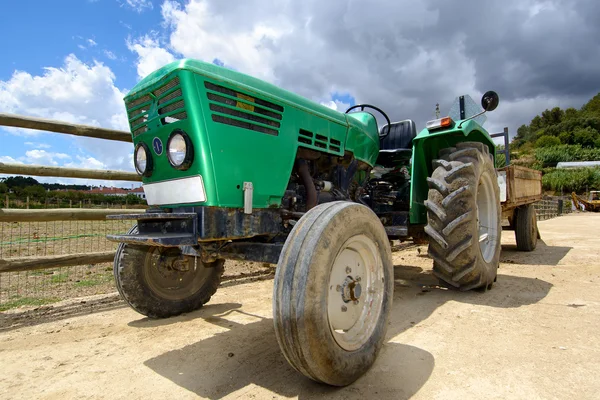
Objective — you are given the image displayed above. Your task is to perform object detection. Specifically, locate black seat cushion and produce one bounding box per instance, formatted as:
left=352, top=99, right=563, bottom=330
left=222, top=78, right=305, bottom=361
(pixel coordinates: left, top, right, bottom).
left=379, top=120, right=417, bottom=150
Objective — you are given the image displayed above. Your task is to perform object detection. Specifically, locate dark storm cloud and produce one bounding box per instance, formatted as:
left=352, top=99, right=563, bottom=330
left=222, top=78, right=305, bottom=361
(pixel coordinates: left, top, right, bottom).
left=162, top=0, right=600, bottom=134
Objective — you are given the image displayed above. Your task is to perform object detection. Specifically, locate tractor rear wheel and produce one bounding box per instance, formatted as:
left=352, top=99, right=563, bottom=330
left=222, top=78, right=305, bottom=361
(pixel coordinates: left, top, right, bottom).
left=114, top=226, right=224, bottom=318
left=273, top=202, right=393, bottom=386
left=425, top=142, right=501, bottom=291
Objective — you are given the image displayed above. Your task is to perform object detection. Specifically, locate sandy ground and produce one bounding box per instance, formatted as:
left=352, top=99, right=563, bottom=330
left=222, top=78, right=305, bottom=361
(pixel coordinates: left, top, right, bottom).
left=1, top=213, right=599, bottom=399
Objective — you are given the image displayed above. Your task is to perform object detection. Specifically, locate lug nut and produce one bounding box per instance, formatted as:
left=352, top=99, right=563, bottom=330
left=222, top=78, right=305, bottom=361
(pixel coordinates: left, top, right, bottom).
left=353, top=300, right=359, bottom=305
left=341, top=305, right=347, bottom=312
left=336, top=285, right=342, bottom=292
left=346, top=267, right=351, bottom=274
left=356, top=276, right=361, bottom=282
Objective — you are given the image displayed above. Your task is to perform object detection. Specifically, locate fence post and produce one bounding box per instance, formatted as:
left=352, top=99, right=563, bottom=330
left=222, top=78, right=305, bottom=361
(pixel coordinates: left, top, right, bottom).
left=69, top=200, right=72, bottom=208
left=26, top=196, right=29, bottom=209
left=558, top=199, right=563, bottom=215
left=5, top=194, right=8, bottom=208
left=80, top=200, right=82, bottom=208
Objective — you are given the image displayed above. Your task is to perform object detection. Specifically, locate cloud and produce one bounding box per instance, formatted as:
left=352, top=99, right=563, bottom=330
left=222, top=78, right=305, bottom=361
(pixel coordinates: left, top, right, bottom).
left=24, top=150, right=71, bottom=166
left=120, top=0, right=153, bottom=13
left=127, top=35, right=175, bottom=79
left=24, top=142, right=52, bottom=149
left=103, top=50, right=118, bottom=60
left=0, top=156, right=21, bottom=164
left=123, top=0, right=600, bottom=140
left=0, top=54, right=134, bottom=176
left=87, top=38, right=97, bottom=47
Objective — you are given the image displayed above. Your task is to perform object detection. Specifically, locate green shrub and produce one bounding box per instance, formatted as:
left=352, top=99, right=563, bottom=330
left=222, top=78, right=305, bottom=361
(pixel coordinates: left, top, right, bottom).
left=534, top=145, right=600, bottom=168
left=542, top=167, right=600, bottom=193
left=535, top=135, right=561, bottom=148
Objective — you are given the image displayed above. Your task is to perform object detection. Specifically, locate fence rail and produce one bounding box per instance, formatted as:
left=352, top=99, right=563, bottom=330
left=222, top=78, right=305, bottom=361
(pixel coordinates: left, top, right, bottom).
left=0, top=114, right=138, bottom=309
left=0, top=113, right=131, bottom=142
left=0, top=162, right=141, bottom=182
left=0, top=208, right=139, bottom=223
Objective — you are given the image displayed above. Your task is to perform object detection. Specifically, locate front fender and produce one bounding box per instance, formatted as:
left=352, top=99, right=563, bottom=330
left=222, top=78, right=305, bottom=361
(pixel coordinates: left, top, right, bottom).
left=409, top=119, right=496, bottom=225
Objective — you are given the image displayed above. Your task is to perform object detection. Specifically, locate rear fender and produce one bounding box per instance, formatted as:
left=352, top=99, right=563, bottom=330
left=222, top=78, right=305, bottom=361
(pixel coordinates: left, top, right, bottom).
left=409, top=119, right=496, bottom=225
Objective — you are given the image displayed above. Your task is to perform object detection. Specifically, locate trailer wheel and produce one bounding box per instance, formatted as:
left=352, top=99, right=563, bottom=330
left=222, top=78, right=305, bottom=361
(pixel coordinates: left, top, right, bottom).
left=426, top=142, right=501, bottom=291
left=515, top=204, right=538, bottom=251
left=114, top=227, right=224, bottom=319
left=273, top=202, right=393, bottom=386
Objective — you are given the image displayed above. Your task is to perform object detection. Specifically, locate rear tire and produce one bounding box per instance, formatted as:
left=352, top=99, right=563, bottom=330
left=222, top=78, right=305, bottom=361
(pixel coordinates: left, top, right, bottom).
left=273, top=202, right=393, bottom=386
left=425, top=142, right=501, bottom=291
left=114, top=227, right=224, bottom=318
left=515, top=204, right=538, bottom=251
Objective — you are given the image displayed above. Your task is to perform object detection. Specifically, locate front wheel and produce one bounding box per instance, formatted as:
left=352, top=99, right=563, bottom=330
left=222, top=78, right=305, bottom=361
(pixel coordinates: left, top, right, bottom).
left=425, top=142, right=501, bottom=291
left=114, top=226, right=224, bottom=318
left=273, top=202, right=394, bottom=386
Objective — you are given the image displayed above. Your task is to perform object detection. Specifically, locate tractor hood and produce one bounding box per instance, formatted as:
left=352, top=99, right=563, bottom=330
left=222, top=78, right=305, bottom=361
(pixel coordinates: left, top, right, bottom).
left=126, top=59, right=347, bottom=126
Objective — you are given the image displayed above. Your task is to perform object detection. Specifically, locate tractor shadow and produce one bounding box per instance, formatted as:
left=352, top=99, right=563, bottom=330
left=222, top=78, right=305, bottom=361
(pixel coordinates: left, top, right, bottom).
left=142, top=263, right=552, bottom=400
left=142, top=303, right=434, bottom=400
left=500, top=239, right=572, bottom=266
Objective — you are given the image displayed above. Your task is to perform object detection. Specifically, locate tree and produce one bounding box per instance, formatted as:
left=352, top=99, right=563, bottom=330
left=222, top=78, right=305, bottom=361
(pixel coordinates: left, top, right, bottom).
left=540, top=107, right=564, bottom=127
left=3, top=176, right=40, bottom=189
left=23, top=185, right=47, bottom=200
left=564, top=107, right=578, bottom=120
left=535, top=135, right=561, bottom=148
left=573, top=126, right=599, bottom=148
left=0, top=182, right=7, bottom=194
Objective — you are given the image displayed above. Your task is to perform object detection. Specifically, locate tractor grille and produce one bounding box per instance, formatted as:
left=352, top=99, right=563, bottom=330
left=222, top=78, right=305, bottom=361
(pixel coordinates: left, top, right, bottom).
left=205, top=81, right=283, bottom=136
left=298, top=129, right=342, bottom=153
left=125, top=77, right=187, bottom=136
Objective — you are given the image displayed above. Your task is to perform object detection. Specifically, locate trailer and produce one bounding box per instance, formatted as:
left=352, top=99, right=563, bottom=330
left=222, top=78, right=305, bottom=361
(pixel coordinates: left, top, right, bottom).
left=498, top=161, right=543, bottom=251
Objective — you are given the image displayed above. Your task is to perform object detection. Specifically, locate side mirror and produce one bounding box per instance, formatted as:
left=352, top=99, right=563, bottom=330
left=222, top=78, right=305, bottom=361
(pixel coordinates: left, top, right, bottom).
left=481, top=91, right=499, bottom=112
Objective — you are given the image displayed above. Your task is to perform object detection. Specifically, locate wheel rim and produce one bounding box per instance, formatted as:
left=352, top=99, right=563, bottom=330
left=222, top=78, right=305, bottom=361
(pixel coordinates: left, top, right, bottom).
left=327, top=234, right=385, bottom=351
left=143, top=247, right=210, bottom=301
left=477, top=172, right=499, bottom=263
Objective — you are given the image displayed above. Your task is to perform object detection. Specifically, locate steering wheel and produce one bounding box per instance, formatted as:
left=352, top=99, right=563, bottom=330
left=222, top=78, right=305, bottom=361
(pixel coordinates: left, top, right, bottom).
left=345, top=104, right=392, bottom=136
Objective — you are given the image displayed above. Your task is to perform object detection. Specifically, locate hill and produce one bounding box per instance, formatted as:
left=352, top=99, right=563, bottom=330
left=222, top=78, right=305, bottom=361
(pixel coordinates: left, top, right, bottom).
left=506, top=93, right=600, bottom=194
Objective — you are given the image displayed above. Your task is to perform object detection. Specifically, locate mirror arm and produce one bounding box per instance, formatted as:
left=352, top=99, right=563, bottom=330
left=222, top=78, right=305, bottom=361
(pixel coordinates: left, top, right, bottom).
left=457, top=110, right=487, bottom=128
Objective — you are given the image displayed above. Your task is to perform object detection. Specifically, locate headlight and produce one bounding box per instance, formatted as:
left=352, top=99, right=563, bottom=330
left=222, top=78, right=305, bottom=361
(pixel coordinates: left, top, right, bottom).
left=134, top=143, right=153, bottom=177
left=167, top=130, right=194, bottom=170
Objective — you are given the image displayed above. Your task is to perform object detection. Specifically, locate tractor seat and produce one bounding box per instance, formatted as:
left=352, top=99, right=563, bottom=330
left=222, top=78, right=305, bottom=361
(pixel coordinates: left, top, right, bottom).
left=376, top=120, right=416, bottom=166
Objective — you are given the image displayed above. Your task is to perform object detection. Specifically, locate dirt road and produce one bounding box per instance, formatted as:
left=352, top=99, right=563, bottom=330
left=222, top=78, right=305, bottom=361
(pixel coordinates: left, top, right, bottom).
left=1, top=213, right=599, bottom=399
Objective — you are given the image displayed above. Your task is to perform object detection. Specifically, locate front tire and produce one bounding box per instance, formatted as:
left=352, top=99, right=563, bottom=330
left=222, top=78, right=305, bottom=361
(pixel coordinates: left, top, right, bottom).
left=114, top=227, right=224, bottom=318
left=273, top=202, right=393, bottom=386
left=425, top=142, right=501, bottom=291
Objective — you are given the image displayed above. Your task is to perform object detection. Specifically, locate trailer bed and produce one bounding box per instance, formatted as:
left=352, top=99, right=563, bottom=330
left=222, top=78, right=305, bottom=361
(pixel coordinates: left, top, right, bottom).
left=498, top=165, right=542, bottom=212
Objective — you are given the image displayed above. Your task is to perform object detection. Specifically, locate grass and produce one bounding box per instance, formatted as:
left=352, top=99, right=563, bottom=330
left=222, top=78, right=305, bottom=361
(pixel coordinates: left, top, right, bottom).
left=74, top=279, right=100, bottom=287
left=0, top=296, right=60, bottom=312
left=50, top=273, right=69, bottom=284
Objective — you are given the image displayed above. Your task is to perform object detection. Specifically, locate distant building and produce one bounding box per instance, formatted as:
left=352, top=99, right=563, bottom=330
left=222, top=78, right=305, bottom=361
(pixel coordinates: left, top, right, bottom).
left=86, top=187, right=129, bottom=197
left=557, top=161, right=600, bottom=169
left=130, top=187, right=146, bottom=200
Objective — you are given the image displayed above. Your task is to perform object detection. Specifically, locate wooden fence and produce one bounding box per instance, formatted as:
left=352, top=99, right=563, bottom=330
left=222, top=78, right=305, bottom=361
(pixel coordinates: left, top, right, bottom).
left=0, top=113, right=138, bottom=275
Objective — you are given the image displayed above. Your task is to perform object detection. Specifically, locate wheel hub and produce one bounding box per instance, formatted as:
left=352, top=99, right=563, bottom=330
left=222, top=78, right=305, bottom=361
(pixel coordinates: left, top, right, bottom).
left=327, top=235, right=385, bottom=351
left=341, top=276, right=362, bottom=303
left=144, top=248, right=209, bottom=301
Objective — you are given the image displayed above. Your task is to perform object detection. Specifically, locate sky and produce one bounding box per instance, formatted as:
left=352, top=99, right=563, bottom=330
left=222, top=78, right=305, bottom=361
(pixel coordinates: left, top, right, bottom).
left=1, top=0, right=599, bottom=188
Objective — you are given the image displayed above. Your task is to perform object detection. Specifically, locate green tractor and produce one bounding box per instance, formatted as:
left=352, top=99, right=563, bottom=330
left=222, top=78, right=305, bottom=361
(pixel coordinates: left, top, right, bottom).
left=108, top=59, right=502, bottom=386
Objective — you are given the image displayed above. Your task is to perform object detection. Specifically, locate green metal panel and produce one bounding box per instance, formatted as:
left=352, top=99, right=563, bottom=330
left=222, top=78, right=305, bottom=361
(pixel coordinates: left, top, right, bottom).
left=123, top=59, right=380, bottom=209
left=409, top=119, right=497, bottom=224
left=344, top=112, right=380, bottom=165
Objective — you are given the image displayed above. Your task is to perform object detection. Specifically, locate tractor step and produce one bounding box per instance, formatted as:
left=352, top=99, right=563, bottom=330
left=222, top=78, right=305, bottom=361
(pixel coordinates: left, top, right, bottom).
left=106, top=212, right=197, bottom=220
left=107, top=232, right=197, bottom=247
